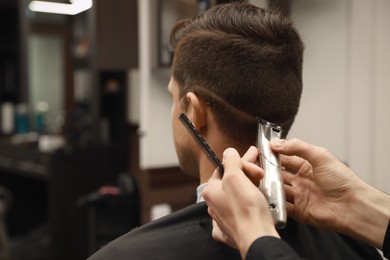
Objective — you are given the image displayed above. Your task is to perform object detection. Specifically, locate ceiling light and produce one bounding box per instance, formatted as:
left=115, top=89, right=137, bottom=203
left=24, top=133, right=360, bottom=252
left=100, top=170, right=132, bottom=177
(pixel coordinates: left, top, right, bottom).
left=28, top=0, right=93, bottom=15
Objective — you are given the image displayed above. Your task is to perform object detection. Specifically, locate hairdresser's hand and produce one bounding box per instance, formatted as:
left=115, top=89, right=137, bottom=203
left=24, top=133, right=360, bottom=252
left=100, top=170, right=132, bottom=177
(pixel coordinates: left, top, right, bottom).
left=203, top=146, right=280, bottom=259
left=270, top=138, right=361, bottom=231
left=271, top=138, right=390, bottom=249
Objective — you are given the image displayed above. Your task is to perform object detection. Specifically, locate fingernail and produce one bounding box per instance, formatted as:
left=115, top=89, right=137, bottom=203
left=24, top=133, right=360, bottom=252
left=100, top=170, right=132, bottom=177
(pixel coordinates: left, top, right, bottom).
left=270, top=139, right=284, bottom=149
left=223, top=148, right=236, bottom=159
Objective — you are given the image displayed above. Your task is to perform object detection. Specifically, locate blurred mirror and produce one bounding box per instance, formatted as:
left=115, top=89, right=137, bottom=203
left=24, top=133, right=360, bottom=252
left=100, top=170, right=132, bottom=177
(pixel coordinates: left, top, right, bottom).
left=27, top=31, right=64, bottom=133
left=24, top=0, right=72, bottom=134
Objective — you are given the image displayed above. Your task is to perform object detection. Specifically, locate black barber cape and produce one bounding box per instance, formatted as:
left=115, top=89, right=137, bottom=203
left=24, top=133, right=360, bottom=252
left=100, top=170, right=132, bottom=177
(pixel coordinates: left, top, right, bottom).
left=247, top=220, right=390, bottom=260
left=88, top=202, right=382, bottom=260
left=384, top=219, right=390, bottom=259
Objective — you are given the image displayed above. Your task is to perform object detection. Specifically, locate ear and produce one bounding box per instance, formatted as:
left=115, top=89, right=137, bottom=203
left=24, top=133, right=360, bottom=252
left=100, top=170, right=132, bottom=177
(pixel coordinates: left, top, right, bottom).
left=186, top=92, right=207, bottom=130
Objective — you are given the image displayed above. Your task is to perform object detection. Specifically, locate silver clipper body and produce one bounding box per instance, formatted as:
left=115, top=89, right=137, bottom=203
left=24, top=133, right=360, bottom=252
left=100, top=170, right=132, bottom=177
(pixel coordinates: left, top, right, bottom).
left=257, top=118, right=287, bottom=228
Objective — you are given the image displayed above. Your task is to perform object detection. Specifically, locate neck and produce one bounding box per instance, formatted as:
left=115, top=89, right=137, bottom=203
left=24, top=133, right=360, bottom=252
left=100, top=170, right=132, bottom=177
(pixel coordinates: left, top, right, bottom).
left=199, top=160, right=219, bottom=184
left=198, top=138, right=226, bottom=184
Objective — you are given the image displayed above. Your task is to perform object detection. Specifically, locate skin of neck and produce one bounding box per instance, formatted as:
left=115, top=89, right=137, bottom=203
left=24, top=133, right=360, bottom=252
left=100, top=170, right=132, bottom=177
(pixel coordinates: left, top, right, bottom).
left=185, top=91, right=247, bottom=185
left=197, top=115, right=228, bottom=184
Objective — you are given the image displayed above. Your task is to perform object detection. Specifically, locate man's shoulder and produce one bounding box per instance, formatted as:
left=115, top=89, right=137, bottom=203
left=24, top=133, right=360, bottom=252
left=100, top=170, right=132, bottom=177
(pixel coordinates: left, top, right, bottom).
left=88, top=202, right=240, bottom=260
left=88, top=203, right=382, bottom=260
left=134, top=201, right=210, bottom=233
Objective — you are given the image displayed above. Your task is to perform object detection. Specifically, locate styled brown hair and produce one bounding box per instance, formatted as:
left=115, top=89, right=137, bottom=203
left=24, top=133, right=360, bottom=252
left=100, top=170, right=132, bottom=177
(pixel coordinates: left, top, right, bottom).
left=170, top=1, right=304, bottom=146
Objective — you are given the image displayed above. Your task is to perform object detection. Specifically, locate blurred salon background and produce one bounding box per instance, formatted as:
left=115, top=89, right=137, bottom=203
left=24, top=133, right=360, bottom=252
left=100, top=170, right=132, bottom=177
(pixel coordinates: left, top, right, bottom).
left=0, top=0, right=389, bottom=259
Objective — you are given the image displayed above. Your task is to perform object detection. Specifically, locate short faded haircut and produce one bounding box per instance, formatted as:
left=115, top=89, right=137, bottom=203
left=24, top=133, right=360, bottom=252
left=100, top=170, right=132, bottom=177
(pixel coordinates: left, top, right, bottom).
left=170, top=1, right=304, bottom=146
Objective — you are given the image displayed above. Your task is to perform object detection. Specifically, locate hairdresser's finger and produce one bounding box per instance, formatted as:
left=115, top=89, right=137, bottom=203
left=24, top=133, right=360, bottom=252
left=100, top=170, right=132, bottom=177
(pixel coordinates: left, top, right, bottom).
left=270, top=138, right=313, bottom=158
left=239, top=146, right=262, bottom=185
left=284, top=184, right=294, bottom=204
left=222, top=148, right=242, bottom=175
left=271, top=138, right=334, bottom=167
left=286, top=201, right=295, bottom=219
left=208, top=207, right=225, bottom=230
left=211, top=219, right=226, bottom=243
left=207, top=206, right=216, bottom=220
left=211, top=220, right=238, bottom=249
left=282, top=170, right=295, bottom=186
left=203, top=171, right=223, bottom=203
left=221, top=148, right=261, bottom=192
left=242, top=146, right=259, bottom=164
left=211, top=220, right=225, bottom=242
left=279, top=154, right=307, bottom=173
left=208, top=166, right=223, bottom=182
left=242, top=163, right=263, bottom=186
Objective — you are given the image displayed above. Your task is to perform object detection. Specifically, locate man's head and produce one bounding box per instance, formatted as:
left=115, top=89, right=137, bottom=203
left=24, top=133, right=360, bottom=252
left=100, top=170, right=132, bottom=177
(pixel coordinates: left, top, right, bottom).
left=168, top=1, right=304, bottom=178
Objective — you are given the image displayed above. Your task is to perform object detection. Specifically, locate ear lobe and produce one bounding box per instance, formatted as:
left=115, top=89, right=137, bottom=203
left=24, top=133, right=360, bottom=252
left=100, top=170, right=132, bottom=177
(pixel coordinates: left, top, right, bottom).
left=186, top=92, right=207, bottom=130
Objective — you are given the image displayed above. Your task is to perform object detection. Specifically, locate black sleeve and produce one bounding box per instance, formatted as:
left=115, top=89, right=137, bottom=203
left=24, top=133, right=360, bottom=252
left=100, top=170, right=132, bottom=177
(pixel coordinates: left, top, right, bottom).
left=383, top=219, right=390, bottom=259
left=246, top=236, right=302, bottom=260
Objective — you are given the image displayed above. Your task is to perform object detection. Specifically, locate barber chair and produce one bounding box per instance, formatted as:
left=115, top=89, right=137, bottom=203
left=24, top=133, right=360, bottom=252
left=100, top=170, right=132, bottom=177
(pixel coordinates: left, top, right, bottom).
left=79, top=173, right=140, bottom=256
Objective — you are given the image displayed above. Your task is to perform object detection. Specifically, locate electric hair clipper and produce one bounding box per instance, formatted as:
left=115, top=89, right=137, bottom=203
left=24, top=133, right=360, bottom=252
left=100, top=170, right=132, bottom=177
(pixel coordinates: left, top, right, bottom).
left=257, top=118, right=287, bottom=229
